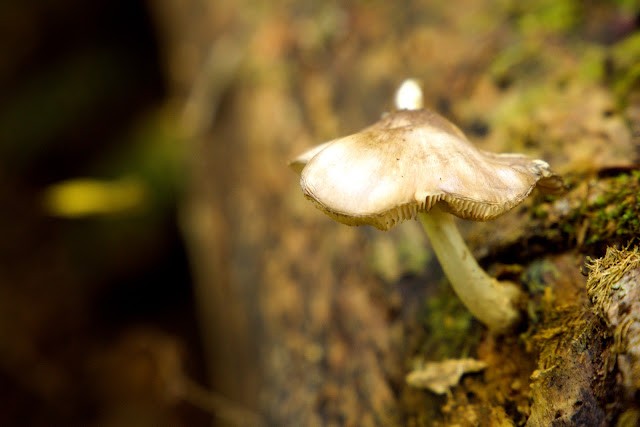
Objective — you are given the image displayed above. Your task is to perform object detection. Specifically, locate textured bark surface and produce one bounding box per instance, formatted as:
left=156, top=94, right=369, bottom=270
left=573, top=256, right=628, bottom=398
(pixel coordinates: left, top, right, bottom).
left=150, top=0, right=640, bottom=425
left=6, top=1, right=640, bottom=425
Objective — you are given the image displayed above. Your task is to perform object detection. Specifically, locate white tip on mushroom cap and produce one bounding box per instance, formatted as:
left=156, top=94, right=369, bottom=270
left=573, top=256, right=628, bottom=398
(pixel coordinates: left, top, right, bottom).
left=297, top=109, right=563, bottom=231
left=395, top=78, right=424, bottom=110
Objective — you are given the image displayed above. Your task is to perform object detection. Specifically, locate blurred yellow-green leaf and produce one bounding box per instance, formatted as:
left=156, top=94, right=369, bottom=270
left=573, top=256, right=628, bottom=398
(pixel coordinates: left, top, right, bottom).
left=42, top=177, right=147, bottom=217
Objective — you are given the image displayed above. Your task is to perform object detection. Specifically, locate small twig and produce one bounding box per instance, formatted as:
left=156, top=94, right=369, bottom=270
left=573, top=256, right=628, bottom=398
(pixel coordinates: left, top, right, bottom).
left=179, top=377, right=266, bottom=427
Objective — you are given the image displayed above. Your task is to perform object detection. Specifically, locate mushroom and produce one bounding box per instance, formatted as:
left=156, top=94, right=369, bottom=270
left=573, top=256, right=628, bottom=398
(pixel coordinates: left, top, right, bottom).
left=290, top=79, right=563, bottom=333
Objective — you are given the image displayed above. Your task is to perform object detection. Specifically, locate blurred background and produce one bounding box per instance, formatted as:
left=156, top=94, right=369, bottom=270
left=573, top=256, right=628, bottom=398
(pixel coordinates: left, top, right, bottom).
left=1, top=0, right=639, bottom=425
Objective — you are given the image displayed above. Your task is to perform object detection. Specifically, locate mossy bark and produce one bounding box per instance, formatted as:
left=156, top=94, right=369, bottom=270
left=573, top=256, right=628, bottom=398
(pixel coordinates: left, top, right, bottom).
left=148, top=0, right=640, bottom=424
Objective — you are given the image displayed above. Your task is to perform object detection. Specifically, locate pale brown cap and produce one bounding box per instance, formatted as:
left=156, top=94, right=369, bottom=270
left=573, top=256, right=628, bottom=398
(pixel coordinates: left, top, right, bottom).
left=293, top=109, right=564, bottom=231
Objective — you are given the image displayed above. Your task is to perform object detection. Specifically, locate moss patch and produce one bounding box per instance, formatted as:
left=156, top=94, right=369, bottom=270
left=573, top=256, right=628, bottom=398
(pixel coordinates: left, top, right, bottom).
left=416, top=280, right=482, bottom=361
left=585, top=245, right=640, bottom=321
left=522, top=170, right=640, bottom=255
left=609, top=32, right=640, bottom=106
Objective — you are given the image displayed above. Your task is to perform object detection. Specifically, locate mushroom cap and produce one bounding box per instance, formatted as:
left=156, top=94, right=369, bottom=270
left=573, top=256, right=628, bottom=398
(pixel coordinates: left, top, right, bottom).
left=293, top=109, right=564, bottom=231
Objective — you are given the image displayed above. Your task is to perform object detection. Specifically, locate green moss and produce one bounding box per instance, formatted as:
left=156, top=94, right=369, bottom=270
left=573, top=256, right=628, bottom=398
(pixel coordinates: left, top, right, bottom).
left=586, top=246, right=640, bottom=312
left=611, top=33, right=640, bottom=70
left=417, top=280, right=481, bottom=360
left=577, top=46, right=607, bottom=83
left=561, top=222, right=575, bottom=235
left=516, top=0, right=581, bottom=35
left=523, top=259, right=560, bottom=295
left=532, top=203, right=549, bottom=220
left=489, top=43, right=545, bottom=86
left=608, top=33, right=640, bottom=105
left=614, top=0, right=640, bottom=13
left=540, top=172, right=640, bottom=248
left=584, top=246, right=640, bottom=370
left=520, top=259, right=562, bottom=329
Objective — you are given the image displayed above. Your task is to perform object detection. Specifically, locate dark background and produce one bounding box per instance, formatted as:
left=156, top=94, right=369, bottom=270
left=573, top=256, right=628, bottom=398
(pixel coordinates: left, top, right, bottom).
left=1, top=1, right=206, bottom=425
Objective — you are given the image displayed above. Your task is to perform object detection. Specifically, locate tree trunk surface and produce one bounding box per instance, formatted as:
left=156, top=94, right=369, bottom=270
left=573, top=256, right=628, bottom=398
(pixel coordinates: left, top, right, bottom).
left=150, top=0, right=640, bottom=424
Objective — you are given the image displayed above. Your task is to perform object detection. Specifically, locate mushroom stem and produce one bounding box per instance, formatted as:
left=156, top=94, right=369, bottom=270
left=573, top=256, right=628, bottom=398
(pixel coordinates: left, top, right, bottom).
left=418, top=207, right=523, bottom=333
